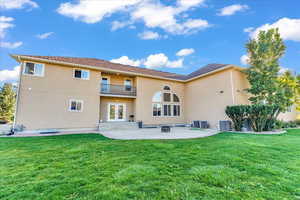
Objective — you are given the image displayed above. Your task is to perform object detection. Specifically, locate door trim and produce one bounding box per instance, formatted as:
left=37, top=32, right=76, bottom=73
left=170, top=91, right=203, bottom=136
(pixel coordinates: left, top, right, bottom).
left=107, top=103, right=126, bottom=122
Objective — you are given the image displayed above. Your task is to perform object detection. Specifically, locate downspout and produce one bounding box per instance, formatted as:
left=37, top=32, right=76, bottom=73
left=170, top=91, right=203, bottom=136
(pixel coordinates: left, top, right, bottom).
left=230, top=70, right=235, bottom=105
left=13, top=57, right=23, bottom=130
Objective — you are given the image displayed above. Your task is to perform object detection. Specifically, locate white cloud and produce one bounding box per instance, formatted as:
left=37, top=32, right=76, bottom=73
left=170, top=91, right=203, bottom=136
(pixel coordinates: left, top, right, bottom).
left=57, top=0, right=210, bottom=35
left=243, top=27, right=254, bottom=33
left=177, top=0, right=205, bottom=8
left=0, top=41, right=23, bottom=49
left=57, top=0, right=141, bottom=24
left=240, top=54, right=249, bottom=65
left=0, top=16, right=14, bottom=38
left=0, top=66, right=20, bottom=82
left=131, top=1, right=210, bottom=35
left=144, top=53, right=183, bottom=68
left=279, top=67, right=289, bottom=74
left=0, top=0, right=38, bottom=10
left=111, top=20, right=132, bottom=31
left=111, top=56, right=142, bottom=67
left=36, top=32, right=54, bottom=39
left=166, top=58, right=184, bottom=68
left=217, top=4, right=249, bottom=16
left=176, top=48, right=195, bottom=56
left=138, top=31, right=160, bottom=40
left=248, top=18, right=300, bottom=42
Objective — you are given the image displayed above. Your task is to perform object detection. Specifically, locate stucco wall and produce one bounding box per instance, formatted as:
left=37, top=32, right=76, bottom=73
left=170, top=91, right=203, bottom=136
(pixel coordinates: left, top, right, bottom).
left=135, top=77, right=185, bottom=124
left=15, top=61, right=101, bottom=130
left=232, top=69, right=250, bottom=105
left=101, top=73, right=136, bottom=87
left=278, top=106, right=299, bottom=121
left=99, top=97, right=135, bottom=122
left=185, top=69, right=235, bottom=128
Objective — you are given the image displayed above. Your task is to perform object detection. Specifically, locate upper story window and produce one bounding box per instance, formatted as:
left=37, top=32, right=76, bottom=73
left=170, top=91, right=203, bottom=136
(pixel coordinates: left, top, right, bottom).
left=163, top=86, right=171, bottom=90
left=152, top=89, right=181, bottom=117
left=124, top=79, right=132, bottom=91
left=74, top=69, right=90, bottom=80
left=173, top=94, right=180, bottom=102
left=23, top=62, right=44, bottom=76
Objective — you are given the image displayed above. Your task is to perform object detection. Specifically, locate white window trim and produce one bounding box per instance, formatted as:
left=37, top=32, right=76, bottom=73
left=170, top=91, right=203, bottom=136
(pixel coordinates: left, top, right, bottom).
left=152, top=103, right=162, bottom=117
left=23, top=62, right=45, bottom=77
left=107, top=103, right=126, bottom=121
left=173, top=104, right=181, bottom=117
left=163, top=85, right=171, bottom=91
left=69, top=99, right=84, bottom=112
left=124, top=78, right=133, bottom=86
left=73, top=68, right=90, bottom=80
left=124, top=78, right=133, bottom=91
left=163, top=104, right=172, bottom=117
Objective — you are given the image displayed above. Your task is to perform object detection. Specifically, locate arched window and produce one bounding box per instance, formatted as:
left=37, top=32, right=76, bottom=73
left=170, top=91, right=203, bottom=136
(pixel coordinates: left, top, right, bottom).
left=173, top=94, right=180, bottom=102
left=152, top=91, right=162, bottom=102
left=163, top=86, right=171, bottom=90
left=152, top=90, right=181, bottom=117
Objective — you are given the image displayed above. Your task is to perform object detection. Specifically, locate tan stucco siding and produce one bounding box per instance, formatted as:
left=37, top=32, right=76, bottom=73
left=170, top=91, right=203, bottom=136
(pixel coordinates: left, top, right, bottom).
left=135, top=77, right=185, bottom=124
left=99, top=97, right=135, bottom=122
left=15, top=62, right=101, bottom=130
left=278, top=106, right=299, bottom=121
left=185, top=69, right=235, bottom=128
left=101, top=73, right=136, bottom=87
left=232, top=69, right=250, bottom=105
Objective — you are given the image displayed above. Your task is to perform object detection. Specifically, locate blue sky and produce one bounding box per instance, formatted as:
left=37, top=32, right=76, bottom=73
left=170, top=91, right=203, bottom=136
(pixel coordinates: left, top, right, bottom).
left=0, top=0, right=299, bottom=83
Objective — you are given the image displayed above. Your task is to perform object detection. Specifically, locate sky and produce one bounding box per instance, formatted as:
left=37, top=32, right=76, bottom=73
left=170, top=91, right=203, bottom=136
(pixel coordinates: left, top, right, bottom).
left=0, top=0, right=299, bottom=84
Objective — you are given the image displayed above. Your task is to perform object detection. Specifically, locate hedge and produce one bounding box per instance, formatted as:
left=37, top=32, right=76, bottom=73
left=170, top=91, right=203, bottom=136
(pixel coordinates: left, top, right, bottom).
left=225, top=104, right=280, bottom=132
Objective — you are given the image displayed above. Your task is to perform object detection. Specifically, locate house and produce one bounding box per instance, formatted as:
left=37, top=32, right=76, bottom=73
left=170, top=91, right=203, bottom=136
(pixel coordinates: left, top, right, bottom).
left=11, top=54, right=298, bottom=132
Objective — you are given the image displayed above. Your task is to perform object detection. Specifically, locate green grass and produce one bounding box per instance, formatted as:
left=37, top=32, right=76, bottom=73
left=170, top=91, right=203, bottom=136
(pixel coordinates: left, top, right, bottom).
left=1, top=130, right=300, bottom=200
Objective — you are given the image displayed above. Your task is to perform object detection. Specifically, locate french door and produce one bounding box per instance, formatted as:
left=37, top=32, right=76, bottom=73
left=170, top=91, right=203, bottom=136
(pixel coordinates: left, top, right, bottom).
left=108, top=103, right=126, bottom=121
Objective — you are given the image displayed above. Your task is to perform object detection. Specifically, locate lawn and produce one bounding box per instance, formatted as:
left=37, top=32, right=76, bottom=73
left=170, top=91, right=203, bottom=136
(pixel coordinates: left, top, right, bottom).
left=1, top=130, right=300, bottom=200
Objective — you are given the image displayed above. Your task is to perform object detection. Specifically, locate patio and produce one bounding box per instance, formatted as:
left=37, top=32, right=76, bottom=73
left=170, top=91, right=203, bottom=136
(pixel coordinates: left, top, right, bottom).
left=101, top=127, right=220, bottom=140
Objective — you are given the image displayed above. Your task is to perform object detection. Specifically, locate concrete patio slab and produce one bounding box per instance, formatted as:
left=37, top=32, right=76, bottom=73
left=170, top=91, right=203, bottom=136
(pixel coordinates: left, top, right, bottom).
left=101, top=127, right=220, bottom=140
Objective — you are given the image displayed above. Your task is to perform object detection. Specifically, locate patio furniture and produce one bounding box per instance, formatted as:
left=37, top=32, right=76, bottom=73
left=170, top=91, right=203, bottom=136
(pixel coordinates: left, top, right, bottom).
left=161, top=126, right=171, bottom=133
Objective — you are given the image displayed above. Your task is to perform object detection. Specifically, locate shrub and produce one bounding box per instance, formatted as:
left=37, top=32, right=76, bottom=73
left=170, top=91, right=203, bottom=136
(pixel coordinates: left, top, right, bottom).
left=225, top=105, right=247, bottom=131
left=225, top=104, right=280, bottom=132
left=275, top=120, right=300, bottom=129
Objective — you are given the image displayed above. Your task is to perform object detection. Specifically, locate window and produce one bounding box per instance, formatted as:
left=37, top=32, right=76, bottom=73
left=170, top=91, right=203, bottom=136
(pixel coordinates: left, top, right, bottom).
left=173, top=94, right=180, bottom=102
left=153, top=103, right=162, bottom=116
left=101, top=77, right=110, bottom=92
left=152, top=92, right=162, bottom=102
left=23, top=62, right=44, bottom=76
left=173, top=105, right=180, bottom=116
left=163, top=105, right=171, bottom=116
left=163, top=93, right=171, bottom=102
left=69, top=100, right=83, bottom=112
left=74, top=69, right=89, bottom=80
left=124, top=79, right=132, bottom=91
left=152, top=90, right=181, bottom=117
left=163, top=86, right=171, bottom=90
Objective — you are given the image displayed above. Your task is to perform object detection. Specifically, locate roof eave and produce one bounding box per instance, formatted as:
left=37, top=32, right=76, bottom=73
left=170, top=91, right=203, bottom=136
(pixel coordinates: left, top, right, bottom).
left=184, top=65, right=243, bottom=82
left=12, top=54, right=186, bottom=82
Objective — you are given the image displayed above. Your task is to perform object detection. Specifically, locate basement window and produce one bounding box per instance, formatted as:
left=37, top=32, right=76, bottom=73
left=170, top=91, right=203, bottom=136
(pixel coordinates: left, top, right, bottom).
left=23, top=62, right=44, bottom=76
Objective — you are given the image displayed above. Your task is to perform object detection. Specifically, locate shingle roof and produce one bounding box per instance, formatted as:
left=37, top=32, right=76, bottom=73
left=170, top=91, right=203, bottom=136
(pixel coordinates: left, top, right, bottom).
left=12, top=55, right=234, bottom=81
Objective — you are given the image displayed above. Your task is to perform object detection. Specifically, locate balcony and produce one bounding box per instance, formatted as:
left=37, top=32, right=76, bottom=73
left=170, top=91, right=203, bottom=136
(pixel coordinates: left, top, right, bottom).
left=100, top=84, right=136, bottom=97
